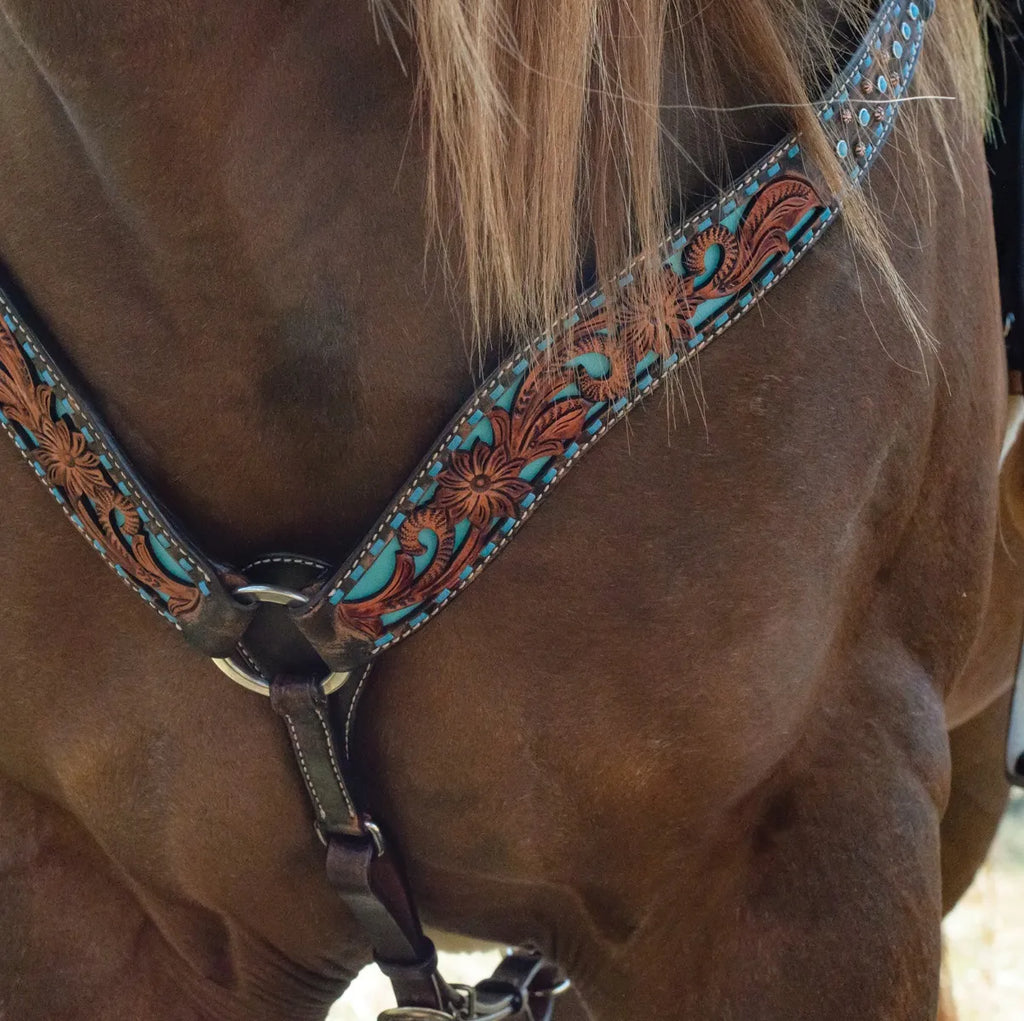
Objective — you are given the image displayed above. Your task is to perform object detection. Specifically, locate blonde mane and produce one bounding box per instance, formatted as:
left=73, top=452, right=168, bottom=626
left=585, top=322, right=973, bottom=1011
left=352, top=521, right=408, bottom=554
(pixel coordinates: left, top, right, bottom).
left=376, top=0, right=990, bottom=341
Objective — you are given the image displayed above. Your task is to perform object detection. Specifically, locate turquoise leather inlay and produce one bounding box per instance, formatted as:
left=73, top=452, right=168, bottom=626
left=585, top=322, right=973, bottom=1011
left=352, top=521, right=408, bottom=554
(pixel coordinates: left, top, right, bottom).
left=293, top=0, right=928, bottom=669
left=0, top=0, right=929, bottom=674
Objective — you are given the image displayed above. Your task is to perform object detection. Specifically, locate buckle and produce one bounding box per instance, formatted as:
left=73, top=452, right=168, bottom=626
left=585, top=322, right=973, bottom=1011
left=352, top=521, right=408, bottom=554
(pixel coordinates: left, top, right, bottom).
left=375, top=965, right=570, bottom=1021
left=210, top=583, right=350, bottom=695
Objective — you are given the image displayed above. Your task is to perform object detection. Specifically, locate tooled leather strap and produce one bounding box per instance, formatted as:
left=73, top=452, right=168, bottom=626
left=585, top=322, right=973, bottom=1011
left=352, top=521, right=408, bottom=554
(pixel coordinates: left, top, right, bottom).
left=0, top=273, right=252, bottom=656
left=0, top=0, right=927, bottom=678
left=0, top=2, right=930, bottom=1015
left=294, top=0, right=931, bottom=670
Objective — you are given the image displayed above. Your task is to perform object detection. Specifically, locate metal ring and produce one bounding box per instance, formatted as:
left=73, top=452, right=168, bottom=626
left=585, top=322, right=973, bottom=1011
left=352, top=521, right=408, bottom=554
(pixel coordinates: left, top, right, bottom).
left=232, top=582, right=310, bottom=607
left=211, top=583, right=350, bottom=696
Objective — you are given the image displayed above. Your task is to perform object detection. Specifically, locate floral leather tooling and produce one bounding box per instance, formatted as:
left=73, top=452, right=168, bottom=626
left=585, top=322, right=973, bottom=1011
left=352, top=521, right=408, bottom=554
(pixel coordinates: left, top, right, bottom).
left=0, top=0, right=928, bottom=674
left=0, top=5, right=938, bottom=1014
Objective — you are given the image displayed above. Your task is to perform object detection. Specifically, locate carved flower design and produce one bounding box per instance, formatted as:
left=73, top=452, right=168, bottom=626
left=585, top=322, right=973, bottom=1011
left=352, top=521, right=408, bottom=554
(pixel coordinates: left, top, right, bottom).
left=37, top=419, right=102, bottom=494
left=94, top=487, right=142, bottom=540
left=434, top=436, right=531, bottom=526
left=617, top=269, right=695, bottom=359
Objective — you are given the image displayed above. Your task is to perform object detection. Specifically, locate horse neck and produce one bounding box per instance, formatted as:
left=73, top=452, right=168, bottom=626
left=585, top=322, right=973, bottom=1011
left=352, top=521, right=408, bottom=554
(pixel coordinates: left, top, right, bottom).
left=0, top=0, right=778, bottom=564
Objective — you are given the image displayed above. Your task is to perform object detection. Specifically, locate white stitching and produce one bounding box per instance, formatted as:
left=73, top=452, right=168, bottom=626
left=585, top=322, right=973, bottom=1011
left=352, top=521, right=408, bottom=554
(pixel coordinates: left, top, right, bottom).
left=0, top=296, right=213, bottom=596
left=245, top=554, right=329, bottom=571
left=280, top=711, right=329, bottom=822
left=324, top=0, right=919, bottom=623
left=0, top=409, right=186, bottom=627
left=344, top=663, right=374, bottom=760
left=366, top=208, right=838, bottom=654
left=325, top=0, right=915, bottom=604
left=311, top=697, right=358, bottom=820
left=338, top=182, right=824, bottom=621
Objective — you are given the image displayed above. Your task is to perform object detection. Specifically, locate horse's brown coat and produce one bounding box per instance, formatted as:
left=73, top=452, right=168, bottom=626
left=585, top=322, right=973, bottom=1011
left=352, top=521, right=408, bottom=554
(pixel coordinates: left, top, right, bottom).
left=0, top=1, right=1016, bottom=1019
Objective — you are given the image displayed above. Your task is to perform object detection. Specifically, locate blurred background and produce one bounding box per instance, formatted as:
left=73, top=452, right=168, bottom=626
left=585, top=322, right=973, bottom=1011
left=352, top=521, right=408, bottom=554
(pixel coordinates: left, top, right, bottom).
left=330, top=789, right=1024, bottom=1019
left=944, top=788, right=1024, bottom=1019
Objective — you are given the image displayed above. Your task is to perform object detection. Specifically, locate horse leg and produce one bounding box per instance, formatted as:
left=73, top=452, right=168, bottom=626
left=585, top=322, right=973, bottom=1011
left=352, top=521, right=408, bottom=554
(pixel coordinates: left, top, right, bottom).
left=940, top=689, right=1013, bottom=914
left=0, top=778, right=188, bottom=1021
left=565, top=645, right=949, bottom=1020
left=931, top=692, right=1015, bottom=1021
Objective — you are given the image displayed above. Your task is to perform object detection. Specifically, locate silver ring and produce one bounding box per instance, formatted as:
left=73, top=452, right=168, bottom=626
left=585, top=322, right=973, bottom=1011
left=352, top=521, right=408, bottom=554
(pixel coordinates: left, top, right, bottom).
left=212, top=584, right=350, bottom=696
left=233, top=582, right=310, bottom=607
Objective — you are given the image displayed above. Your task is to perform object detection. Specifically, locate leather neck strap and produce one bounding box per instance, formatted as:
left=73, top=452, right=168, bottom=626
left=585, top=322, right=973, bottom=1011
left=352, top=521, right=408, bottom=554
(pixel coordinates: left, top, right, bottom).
left=0, top=2, right=931, bottom=1015
left=270, top=674, right=457, bottom=1013
left=0, top=0, right=926, bottom=677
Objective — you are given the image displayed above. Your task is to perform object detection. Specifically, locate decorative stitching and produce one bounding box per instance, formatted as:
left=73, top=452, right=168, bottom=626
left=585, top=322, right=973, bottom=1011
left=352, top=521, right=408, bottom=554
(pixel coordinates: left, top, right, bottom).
left=296, top=0, right=926, bottom=663
left=280, top=711, right=329, bottom=823
left=0, top=409, right=186, bottom=628
left=0, top=297, right=211, bottom=587
left=312, top=697, right=358, bottom=821
left=358, top=209, right=837, bottom=656
left=344, top=663, right=375, bottom=760
left=0, top=0, right=925, bottom=655
left=244, top=554, right=330, bottom=572
left=318, top=0, right=916, bottom=607
left=0, top=309, right=205, bottom=623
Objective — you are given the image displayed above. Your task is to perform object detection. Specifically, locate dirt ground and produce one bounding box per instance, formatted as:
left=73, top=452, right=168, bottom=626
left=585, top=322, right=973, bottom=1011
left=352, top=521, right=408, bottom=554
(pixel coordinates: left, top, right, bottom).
left=944, top=789, right=1024, bottom=1020
left=330, top=791, right=1024, bottom=1019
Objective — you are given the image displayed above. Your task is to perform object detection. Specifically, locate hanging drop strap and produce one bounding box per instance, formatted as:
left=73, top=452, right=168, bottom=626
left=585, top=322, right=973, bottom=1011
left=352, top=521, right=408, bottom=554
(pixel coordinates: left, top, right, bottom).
left=269, top=674, right=454, bottom=1013
left=268, top=673, right=571, bottom=1019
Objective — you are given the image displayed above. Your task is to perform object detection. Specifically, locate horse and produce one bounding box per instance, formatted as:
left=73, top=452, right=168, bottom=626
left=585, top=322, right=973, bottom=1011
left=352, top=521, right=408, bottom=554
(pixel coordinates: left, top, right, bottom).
left=0, top=0, right=1016, bottom=1018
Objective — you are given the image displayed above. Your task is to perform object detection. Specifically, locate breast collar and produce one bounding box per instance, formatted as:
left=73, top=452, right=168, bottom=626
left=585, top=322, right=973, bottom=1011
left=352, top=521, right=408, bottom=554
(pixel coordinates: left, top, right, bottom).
left=0, top=4, right=930, bottom=1018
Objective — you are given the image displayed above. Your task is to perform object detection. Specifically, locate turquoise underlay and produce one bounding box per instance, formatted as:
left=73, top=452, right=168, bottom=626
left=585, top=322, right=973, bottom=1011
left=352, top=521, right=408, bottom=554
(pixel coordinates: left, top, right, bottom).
left=521, top=455, right=552, bottom=483
left=458, top=416, right=494, bottom=450
left=381, top=603, right=420, bottom=627
left=413, top=528, right=439, bottom=576
left=149, top=533, right=194, bottom=584
left=347, top=538, right=399, bottom=601
left=341, top=199, right=835, bottom=610
left=567, top=351, right=612, bottom=377
left=346, top=515, right=475, bottom=604
left=635, top=352, right=658, bottom=374
left=0, top=0, right=923, bottom=642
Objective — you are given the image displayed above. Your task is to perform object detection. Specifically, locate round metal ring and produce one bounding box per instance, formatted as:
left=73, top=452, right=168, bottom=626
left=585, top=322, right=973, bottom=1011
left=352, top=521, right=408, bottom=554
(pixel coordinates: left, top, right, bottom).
left=211, top=583, right=350, bottom=696
left=232, top=583, right=310, bottom=608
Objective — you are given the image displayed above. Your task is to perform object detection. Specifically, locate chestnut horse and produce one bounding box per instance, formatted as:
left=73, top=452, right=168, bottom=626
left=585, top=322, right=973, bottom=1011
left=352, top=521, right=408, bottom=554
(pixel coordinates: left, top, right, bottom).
left=0, top=0, right=1016, bottom=1019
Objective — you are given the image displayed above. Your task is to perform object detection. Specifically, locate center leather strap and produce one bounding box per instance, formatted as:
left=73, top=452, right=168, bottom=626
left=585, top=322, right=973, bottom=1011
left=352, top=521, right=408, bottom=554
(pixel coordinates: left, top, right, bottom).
left=269, top=674, right=452, bottom=1013
left=270, top=674, right=366, bottom=838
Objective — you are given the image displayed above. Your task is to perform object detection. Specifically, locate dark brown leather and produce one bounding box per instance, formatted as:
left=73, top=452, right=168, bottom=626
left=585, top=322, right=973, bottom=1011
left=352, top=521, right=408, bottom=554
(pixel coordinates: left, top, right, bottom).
left=328, top=836, right=451, bottom=1010
left=180, top=578, right=257, bottom=658
left=478, top=950, right=567, bottom=1021
left=270, top=673, right=450, bottom=1012
left=269, top=675, right=364, bottom=838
